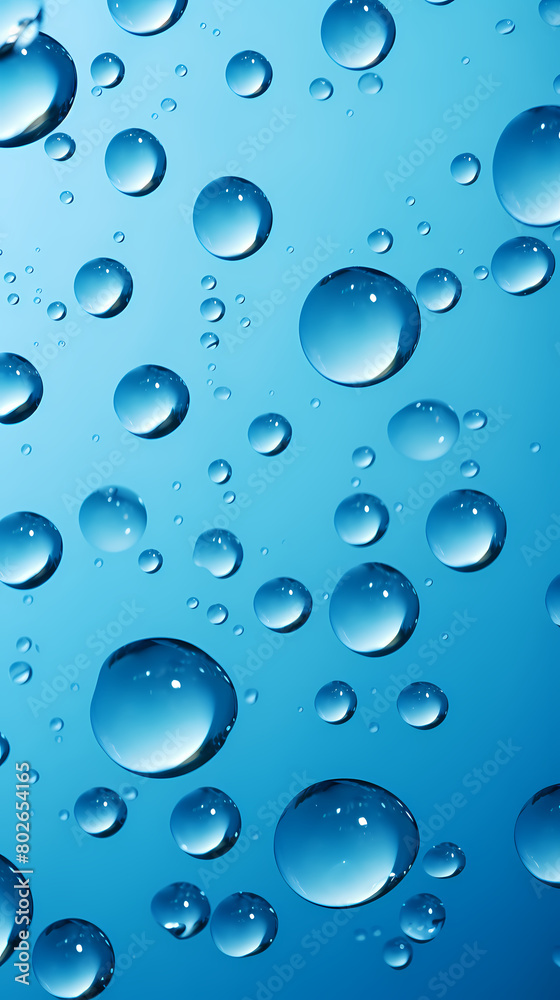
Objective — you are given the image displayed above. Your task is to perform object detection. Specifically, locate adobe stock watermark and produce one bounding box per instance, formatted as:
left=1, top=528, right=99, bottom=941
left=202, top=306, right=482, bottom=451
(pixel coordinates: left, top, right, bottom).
left=61, top=435, right=141, bottom=514
left=113, top=931, right=155, bottom=978
left=417, top=942, right=487, bottom=999
left=520, top=513, right=560, bottom=566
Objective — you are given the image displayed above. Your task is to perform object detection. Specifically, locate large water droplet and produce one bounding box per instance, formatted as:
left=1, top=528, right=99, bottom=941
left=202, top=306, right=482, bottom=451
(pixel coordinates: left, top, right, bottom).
left=515, top=785, right=560, bottom=884
left=397, top=682, right=448, bottom=729
left=91, top=52, right=124, bottom=88
left=416, top=269, right=462, bottom=313
left=426, top=489, right=506, bottom=571
left=248, top=413, right=292, bottom=455
left=0, top=511, right=62, bottom=588
left=450, top=152, right=481, bottom=185
left=90, top=638, right=237, bottom=777
left=253, top=577, right=312, bottom=632
left=0, top=2, right=42, bottom=53
left=423, top=842, right=466, bottom=878
left=74, top=257, right=132, bottom=318
left=400, top=893, right=445, bottom=942
left=314, top=680, right=357, bottom=724
left=274, top=779, right=418, bottom=907
left=74, top=787, right=127, bottom=838
left=226, top=51, right=272, bottom=98
left=0, top=352, right=42, bottom=424
left=193, top=177, right=272, bottom=260
left=0, top=855, right=33, bottom=968
left=210, top=893, right=278, bottom=957
left=540, top=0, right=560, bottom=26
left=334, top=493, right=389, bottom=546
left=193, top=529, right=243, bottom=578
left=32, top=919, right=114, bottom=998
left=9, top=660, right=32, bottom=684
left=107, top=0, right=188, bottom=35
left=321, top=0, right=395, bottom=70
left=493, top=106, right=560, bottom=226
left=0, top=34, right=76, bottom=148
left=299, top=267, right=420, bottom=387
left=105, top=128, right=166, bottom=196
left=113, top=364, right=189, bottom=438
left=151, top=883, right=210, bottom=939
left=388, top=400, right=459, bottom=461
left=491, top=236, right=555, bottom=294
left=383, top=937, right=413, bottom=969
left=329, top=563, right=419, bottom=655
left=171, top=787, right=241, bottom=858
left=79, top=486, right=146, bottom=552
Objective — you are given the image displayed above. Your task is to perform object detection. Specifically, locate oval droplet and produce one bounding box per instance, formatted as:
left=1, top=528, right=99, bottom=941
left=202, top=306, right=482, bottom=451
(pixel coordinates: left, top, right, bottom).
left=210, top=893, right=278, bottom=957
left=114, top=364, right=189, bottom=438
left=171, top=787, right=241, bottom=858
left=248, top=413, right=292, bottom=455
left=107, top=0, right=188, bottom=35
left=329, top=563, right=419, bottom=656
left=397, top=682, right=448, bottom=729
left=193, top=529, right=243, bottom=578
left=74, top=257, right=132, bottom=318
left=321, top=0, right=396, bottom=70
left=0, top=353, right=42, bottom=424
left=0, top=33, right=77, bottom=148
left=105, top=128, right=166, bottom=196
left=0, top=511, right=62, bottom=589
left=193, top=176, right=272, bottom=260
left=426, top=489, right=506, bottom=571
left=314, top=680, right=357, bottom=724
left=253, top=577, right=312, bottom=632
left=226, top=50, right=272, bottom=98
left=74, top=787, right=127, bottom=837
left=32, top=919, right=114, bottom=998
left=491, top=236, right=555, bottom=295
left=334, top=493, right=389, bottom=546
left=151, top=883, right=210, bottom=939
left=493, top=106, right=560, bottom=227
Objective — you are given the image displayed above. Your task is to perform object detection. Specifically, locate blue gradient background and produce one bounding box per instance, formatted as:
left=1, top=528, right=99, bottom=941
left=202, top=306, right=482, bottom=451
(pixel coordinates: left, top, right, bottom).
left=0, top=0, right=559, bottom=997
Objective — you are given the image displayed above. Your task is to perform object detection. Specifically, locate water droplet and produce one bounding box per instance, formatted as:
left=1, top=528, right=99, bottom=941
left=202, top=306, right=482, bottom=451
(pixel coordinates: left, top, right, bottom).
left=463, top=409, right=487, bottom=430
left=207, top=603, right=228, bottom=625
left=121, top=785, right=137, bottom=801
left=138, top=548, right=163, bottom=573
left=4, top=272, right=15, bottom=283
left=159, top=97, right=176, bottom=112
left=20, top=443, right=31, bottom=456
left=7, top=293, right=19, bottom=305
left=334, top=493, right=389, bottom=546
left=310, top=397, right=321, bottom=408
left=223, top=491, right=235, bottom=505
left=91, top=52, right=124, bottom=88
left=201, top=274, right=216, bottom=290
left=105, top=128, right=166, bottom=196
left=44, top=131, right=75, bottom=160
left=426, top=489, right=506, bottom=571
left=309, top=77, right=333, bottom=100
left=175, top=63, right=187, bottom=77
left=193, top=176, right=272, bottom=260
left=211, top=893, right=277, bottom=957
left=33, top=919, right=114, bottom=998
left=9, top=661, right=32, bottom=684
left=406, top=195, right=415, bottom=206
left=171, top=786, right=241, bottom=858
left=494, top=106, right=560, bottom=226
left=417, top=220, right=431, bottom=235
left=397, top=682, right=448, bottom=729
left=187, top=597, right=199, bottom=610
left=47, top=300, right=66, bottom=320
left=274, top=778, right=418, bottom=907
left=193, top=529, right=243, bottom=578
left=226, top=50, right=272, bottom=98
left=329, top=563, right=419, bottom=655
left=474, top=265, right=489, bottom=280
left=460, top=459, right=479, bottom=478
left=114, top=364, right=189, bottom=438
left=491, top=236, right=555, bottom=295
left=450, top=152, right=481, bottom=185
left=400, top=893, right=445, bottom=942
left=25, top=265, right=33, bottom=273
left=172, top=481, right=181, bottom=491
left=299, top=267, right=420, bottom=387
left=531, top=441, right=542, bottom=453
left=213, top=385, right=231, bottom=401
left=0, top=855, right=33, bottom=965
left=515, top=785, right=560, bottom=884
left=416, top=269, right=462, bottom=312
left=461, top=55, right=470, bottom=64
left=79, top=486, right=146, bottom=552
left=321, top=0, right=396, bottom=70
left=554, top=76, right=560, bottom=96
left=545, top=575, right=560, bottom=625
left=200, top=297, right=225, bottom=321
left=388, top=400, right=459, bottom=461
left=213, top=27, right=220, bottom=36
left=151, top=883, right=210, bottom=939
left=17, top=635, right=32, bottom=652
left=91, top=638, right=237, bottom=777
left=74, top=787, right=127, bottom=838
left=496, top=18, right=515, bottom=33
left=315, top=680, right=357, bottom=724
left=540, top=0, right=560, bottom=26
left=0, top=353, right=43, bottom=424
left=200, top=331, right=219, bottom=349
left=50, top=717, right=63, bottom=732
left=383, top=937, right=413, bottom=969
left=0, top=33, right=77, bottom=148
left=254, top=577, right=312, bottom=632
left=260, top=546, right=268, bottom=556
left=74, top=257, right=133, bottom=318
left=107, top=0, right=188, bottom=35
left=174, top=514, right=183, bottom=526
left=367, top=228, right=393, bottom=253
left=208, top=459, right=232, bottom=485
left=423, top=842, right=466, bottom=878
left=352, top=445, right=375, bottom=468
left=248, top=413, right=292, bottom=455
left=358, top=72, right=383, bottom=94
left=91, top=85, right=102, bottom=96
left=346, top=108, right=354, bottom=117
left=0, top=511, right=62, bottom=588
left=58, top=809, right=69, bottom=821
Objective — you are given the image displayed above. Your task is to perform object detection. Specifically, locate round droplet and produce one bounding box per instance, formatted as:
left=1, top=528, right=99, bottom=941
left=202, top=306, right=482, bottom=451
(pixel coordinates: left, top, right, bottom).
left=321, top=0, right=396, bottom=70
left=0, top=511, right=62, bottom=588
left=358, top=72, right=383, bottom=94
left=274, top=779, right=418, bottom=907
left=59, top=189, right=74, bottom=204
left=367, top=228, right=393, bottom=254
left=383, top=937, right=413, bottom=970
left=79, top=486, right=146, bottom=552
left=515, top=786, right=560, bottom=885
left=352, top=445, right=375, bottom=468
left=6, top=293, right=18, bottom=305
left=114, top=364, right=189, bottom=438
left=175, top=63, right=187, bottom=76
left=0, top=353, right=43, bottom=424
left=74, top=257, right=132, bottom=318
left=0, top=855, right=33, bottom=967
left=0, top=733, right=9, bottom=765
left=493, top=107, right=560, bottom=226
left=200, top=297, right=225, bottom=321
left=91, top=85, right=102, bottom=97
left=113, top=231, right=125, bottom=243
left=496, top=18, right=515, bottom=33
left=540, top=0, right=560, bottom=26
left=226, top=50, right=272, bottom=98
left=248, top=413, right=292, bottom=455
left=138, top=548, right=163, bottom=573
left=207, top=603, right=228, bottom=625
left=47, top=300, right=66, bottom=321
left=460, top=459, right=479, bottom=478
left=254, top=577, right=312, bottom=632
left=187, top=597, right=199, bottom=610
left=491, top=236, right=555, bottom=295
left=400, top=893, right=445, bottom=942
left=388, top=400, right=460, bottom=461
left=416, top=269, right=462, bottom=313
left=417, top=220, right=431, bottom=235
left=315, top=680, right=357, bottom=724
left=50, top=717, right=63, bottom=732
left=530, top=441, right=542, bottom=453
left=200, top=331, right=219, bottom=349
left=329, top=563, right=419, bottom=656
left=309, top=77, right=333, bottom=100
left=211, top=893, right=277, bottom=957
left=171, top=787, right=241, bottom=858
left=193, top=529, right=243, bottom=578
left=201, top=274, right=216, bottom=290
left=450, top=152, right=481, bottom=185
left=161, top=97, right=176, bottom=111
left=474, top=265, right=489, bottom=280
left=406, top=195, right=415, bottom=206
left=463, top=409, right=487, bottom=430
left=16, top=636, right=31, bottom=652
left=91, top=52, right=124, bottom=88
left=151, top=883, right=210, bottom=939
left=423, top=842, right=466, bottom=879
left=44, top=131, right=75, bottom=160
left=244, top=688, right=257, bottom=703
left=397, top=682, right=448, bottom=729
left=208, top=459, right=232, bottom=484
left=9, top=661, right=32, bottom=684
left=427, top=490, right=506, bottom=571
left=300, top=267, right=420, bottom=387
left=90, top=638, right=237, bottom=777
left=334, top=493, right=389, bottom=546
left=105, top=128, right=166, bottom=196
left=107, top=0, right=187, bottom=35
left=74, top=787, right=127, bottom=838
left=32, top=919, right=114, bottom=998
left=193, top=176, right=272, bottom=260
left=4, top=272, right=15, bottom=283
left=0, top=33, right=77, bottom=148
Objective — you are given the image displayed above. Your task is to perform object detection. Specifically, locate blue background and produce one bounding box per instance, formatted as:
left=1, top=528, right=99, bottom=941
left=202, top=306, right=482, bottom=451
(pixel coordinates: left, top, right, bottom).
left=1, top=0, right=559, bottom=997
